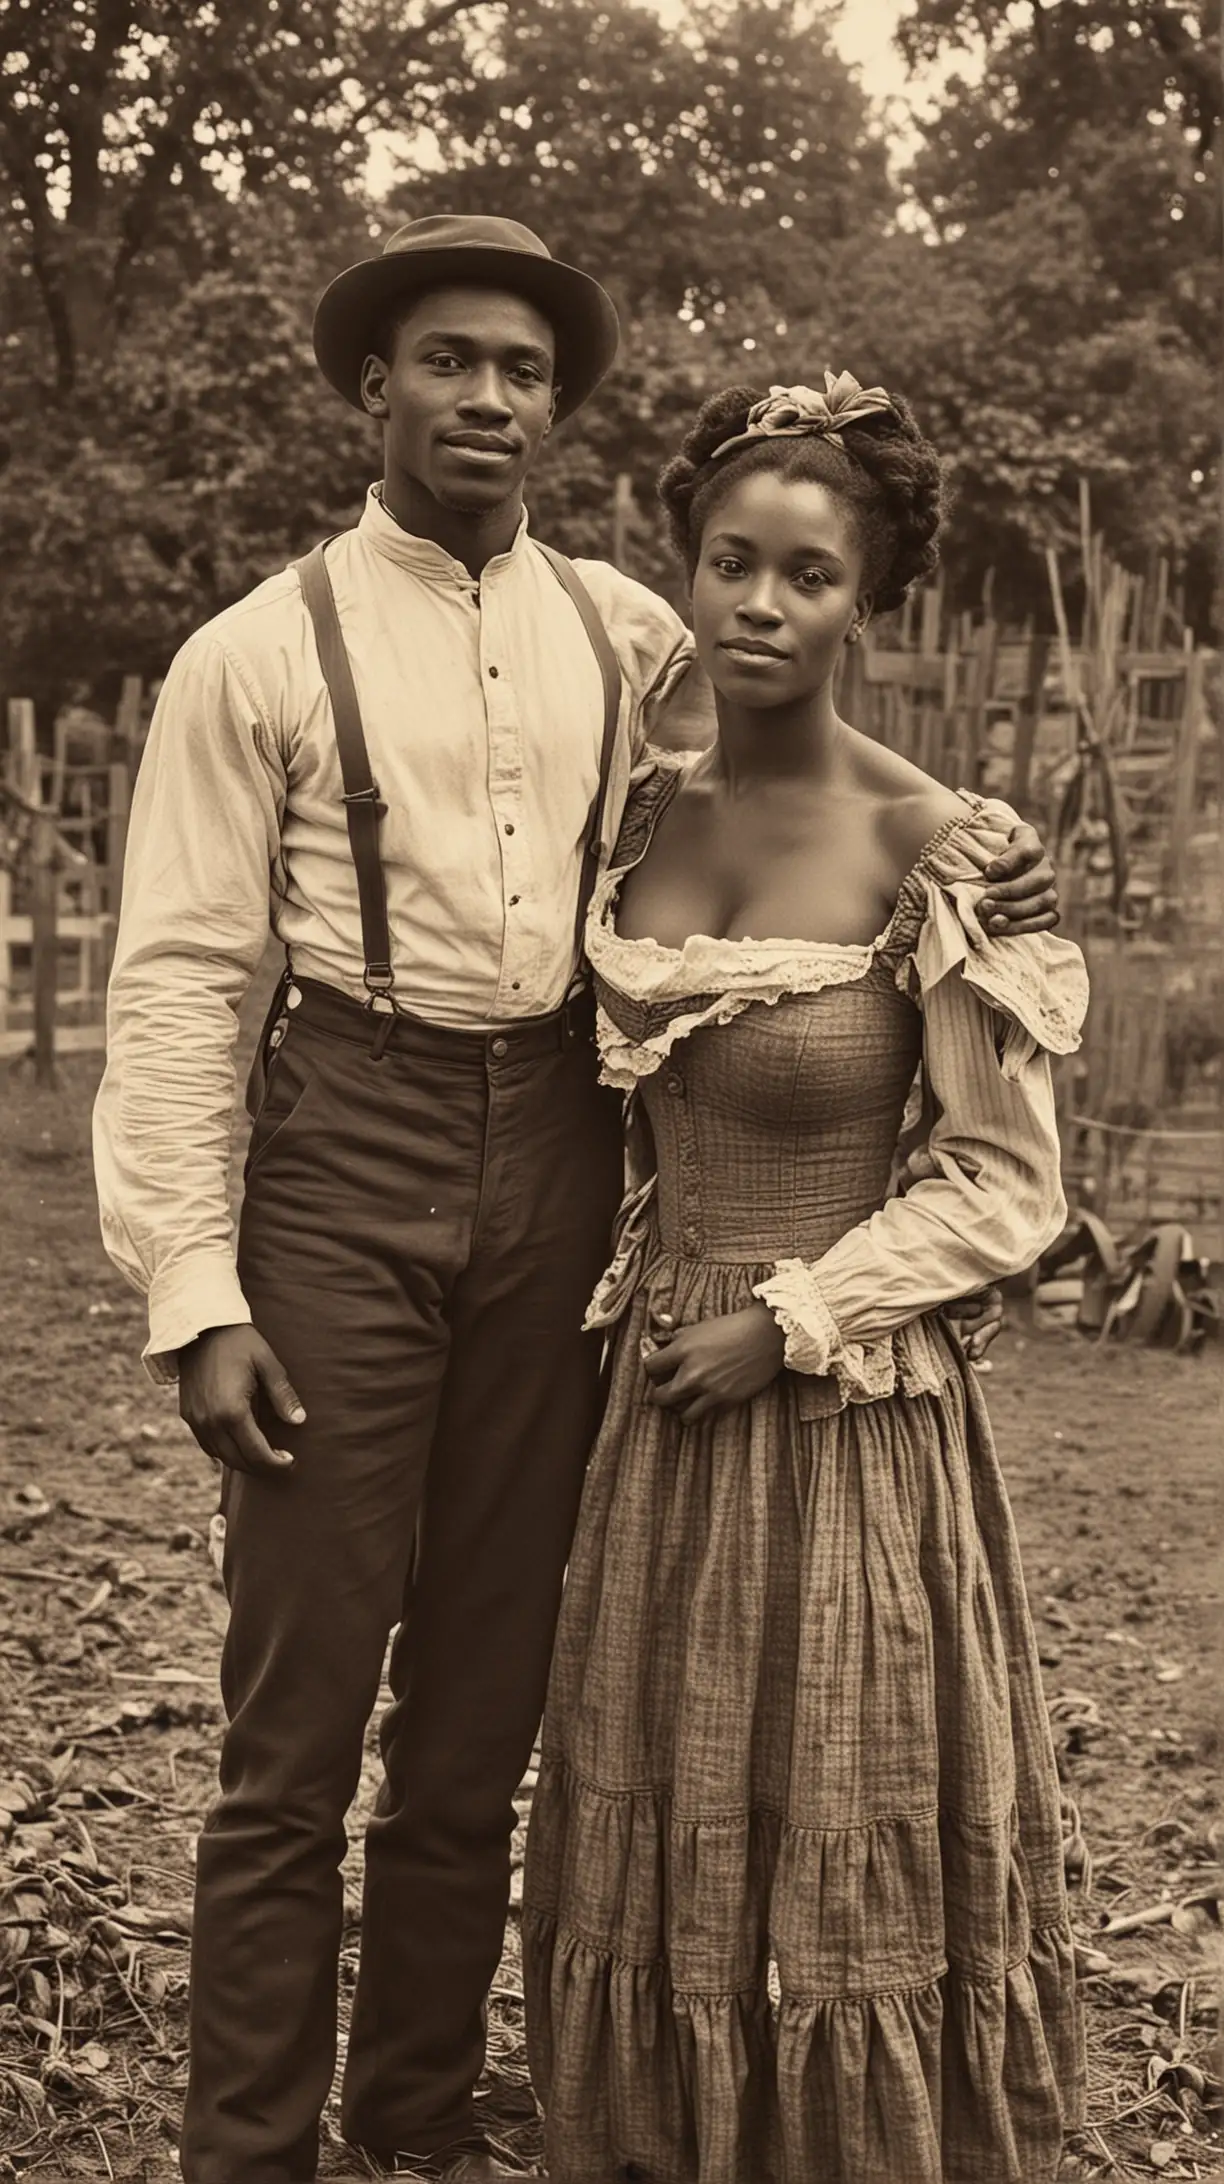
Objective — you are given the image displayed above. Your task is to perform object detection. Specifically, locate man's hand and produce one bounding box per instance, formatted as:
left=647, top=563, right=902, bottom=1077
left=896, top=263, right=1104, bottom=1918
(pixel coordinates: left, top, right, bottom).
left=944, top=1286, right=1004, bottom=1363
left=641, top=1303, right=785, bottom=1424
left=179, top=1325, right=306, bottom=1476
left=978, top=822, right=1059, bottom=936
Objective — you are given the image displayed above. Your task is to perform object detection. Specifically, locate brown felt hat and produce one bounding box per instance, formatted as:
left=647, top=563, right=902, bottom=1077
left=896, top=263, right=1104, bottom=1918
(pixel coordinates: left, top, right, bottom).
left=313, top=214, right=620, bottom=422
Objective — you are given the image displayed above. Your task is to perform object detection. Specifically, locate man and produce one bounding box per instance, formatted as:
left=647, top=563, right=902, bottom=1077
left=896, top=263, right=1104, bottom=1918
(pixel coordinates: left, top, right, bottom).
left=93, top=215, right=1059, bottom=2184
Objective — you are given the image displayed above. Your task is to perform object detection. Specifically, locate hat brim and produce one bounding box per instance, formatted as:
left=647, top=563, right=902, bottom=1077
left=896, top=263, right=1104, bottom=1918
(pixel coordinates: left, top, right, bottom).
left=313, top=244, right=620, bottom=423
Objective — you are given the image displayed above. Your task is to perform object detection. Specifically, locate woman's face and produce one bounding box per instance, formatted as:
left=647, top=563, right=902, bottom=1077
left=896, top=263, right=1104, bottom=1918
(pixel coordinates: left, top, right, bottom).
left=690, top=470, right=870, bottom=710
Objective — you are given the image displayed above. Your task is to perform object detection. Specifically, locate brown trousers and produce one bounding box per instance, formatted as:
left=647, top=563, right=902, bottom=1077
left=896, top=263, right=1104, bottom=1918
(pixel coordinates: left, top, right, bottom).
left=180, top=978, right=624, bottom=2184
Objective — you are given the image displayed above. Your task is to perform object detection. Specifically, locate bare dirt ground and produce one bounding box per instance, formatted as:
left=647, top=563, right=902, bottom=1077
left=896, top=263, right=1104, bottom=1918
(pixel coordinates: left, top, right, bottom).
left=1, top=997, right=1221, bottom=2180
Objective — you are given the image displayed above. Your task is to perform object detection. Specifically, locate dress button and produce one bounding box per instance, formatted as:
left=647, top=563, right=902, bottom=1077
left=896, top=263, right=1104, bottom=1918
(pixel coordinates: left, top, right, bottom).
left=490, top=1036, right=509, bottom=1059
left=285, top=984, right=302, bottom=1009
left=665, top=1073, right=684, bottom=1095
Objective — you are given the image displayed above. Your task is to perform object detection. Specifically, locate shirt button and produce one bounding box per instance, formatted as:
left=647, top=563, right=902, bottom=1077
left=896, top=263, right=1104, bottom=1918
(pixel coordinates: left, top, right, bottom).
left=508, top=894, right=520, bottom=907
left=490, top=1036, right=509, bottom=1059
left=285, top=985, right=302, bottom=1009
left=511, top=980, right=521, bottom=991
left=488, top=664, right=499, bottom=678
left=504, top=822, right=515, bottom=836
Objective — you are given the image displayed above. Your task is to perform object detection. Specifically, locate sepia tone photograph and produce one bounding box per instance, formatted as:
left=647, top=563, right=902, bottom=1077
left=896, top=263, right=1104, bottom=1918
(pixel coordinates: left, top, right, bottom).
left=0, top=1, right=1220, bottom=2180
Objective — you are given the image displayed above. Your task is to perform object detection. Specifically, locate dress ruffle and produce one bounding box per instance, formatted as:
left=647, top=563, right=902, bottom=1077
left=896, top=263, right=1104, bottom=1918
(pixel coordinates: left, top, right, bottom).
left=586, top=776, right=1086, bottom=1094
left=901, top=879, right=1089, bottom=1080
left=526, top=1902, right=1080, bottom=2184
left=751, top=1259, right=948, bottom=1397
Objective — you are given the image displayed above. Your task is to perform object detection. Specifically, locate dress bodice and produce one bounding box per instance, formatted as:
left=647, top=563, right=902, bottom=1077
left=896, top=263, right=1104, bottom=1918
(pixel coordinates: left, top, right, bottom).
left=606, top=960, right=922, bottom=1266
left=591, top=763, right=980, bottom=1266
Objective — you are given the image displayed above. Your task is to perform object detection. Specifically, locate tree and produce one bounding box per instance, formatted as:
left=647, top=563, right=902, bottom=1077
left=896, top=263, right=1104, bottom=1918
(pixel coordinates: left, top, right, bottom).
left=394, top=0, right=892, bottom=322
left=0, top=189, right=381, bottom=700
left=0, top=0, right=489, bottom=398
left=887, top=0, right=1219, bottom=629
left=899, top=0, right=1218, bottom=348
left=797, top=199, right=1214, bottom=619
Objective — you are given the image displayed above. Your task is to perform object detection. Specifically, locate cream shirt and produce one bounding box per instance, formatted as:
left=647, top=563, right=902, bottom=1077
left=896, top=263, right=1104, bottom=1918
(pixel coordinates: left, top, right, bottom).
left=94, top=488, right=703, bottom=1377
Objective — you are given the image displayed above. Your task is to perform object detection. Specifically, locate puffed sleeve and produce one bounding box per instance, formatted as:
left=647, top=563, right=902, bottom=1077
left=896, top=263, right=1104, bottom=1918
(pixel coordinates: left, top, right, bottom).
left=752, top=833, right=1089, bottom=1404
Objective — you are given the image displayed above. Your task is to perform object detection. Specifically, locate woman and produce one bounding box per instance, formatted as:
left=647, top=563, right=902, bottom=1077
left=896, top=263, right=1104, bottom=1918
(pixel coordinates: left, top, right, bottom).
left=522, top=375, right=1089, bottom=2184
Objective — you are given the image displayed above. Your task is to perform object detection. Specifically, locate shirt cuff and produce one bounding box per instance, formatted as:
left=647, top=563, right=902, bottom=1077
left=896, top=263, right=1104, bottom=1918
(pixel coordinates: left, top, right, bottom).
left=143, top=1253, right=252, bottom=1385
left=752, top=1261, right=900, bottom=1406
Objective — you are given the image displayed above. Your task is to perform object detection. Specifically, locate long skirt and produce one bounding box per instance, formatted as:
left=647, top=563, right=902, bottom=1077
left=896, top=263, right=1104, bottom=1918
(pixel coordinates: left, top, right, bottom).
left=523, top=1275, right=1085, bottom=2184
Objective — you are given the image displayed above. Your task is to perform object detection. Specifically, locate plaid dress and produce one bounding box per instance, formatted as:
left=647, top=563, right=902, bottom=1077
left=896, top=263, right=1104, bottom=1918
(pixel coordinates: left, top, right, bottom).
left=522, top=766, right=1088, bottom=2184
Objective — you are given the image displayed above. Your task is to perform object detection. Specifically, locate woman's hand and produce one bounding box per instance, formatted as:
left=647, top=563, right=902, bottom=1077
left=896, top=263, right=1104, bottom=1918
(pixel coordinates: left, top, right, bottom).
left=642, top=1302, right=786, bottom=1423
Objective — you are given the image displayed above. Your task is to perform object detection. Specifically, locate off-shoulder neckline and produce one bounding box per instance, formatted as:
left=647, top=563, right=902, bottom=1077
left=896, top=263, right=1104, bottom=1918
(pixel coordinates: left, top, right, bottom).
left=605, top=763, right=986, bottom=965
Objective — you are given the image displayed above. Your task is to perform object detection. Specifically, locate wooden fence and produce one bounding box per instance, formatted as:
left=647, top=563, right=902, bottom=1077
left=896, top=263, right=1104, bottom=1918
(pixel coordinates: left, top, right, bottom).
left=0, top=681, right=141, bottom=1073
left=1055, top=937, right=1222, bottom=1254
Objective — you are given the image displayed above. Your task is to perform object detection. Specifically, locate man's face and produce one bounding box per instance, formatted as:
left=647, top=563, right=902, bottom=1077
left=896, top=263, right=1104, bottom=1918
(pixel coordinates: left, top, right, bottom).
left=360, top=285, right=558, bottom=514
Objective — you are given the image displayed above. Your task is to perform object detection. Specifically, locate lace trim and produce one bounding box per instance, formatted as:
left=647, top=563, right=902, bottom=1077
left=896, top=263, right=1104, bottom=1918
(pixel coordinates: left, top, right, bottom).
left=751, top=1263, right=952, bottom=1400
left=588, top=787, right=1086, bottom=1090
left=595, top=980, right=859, bottom=1093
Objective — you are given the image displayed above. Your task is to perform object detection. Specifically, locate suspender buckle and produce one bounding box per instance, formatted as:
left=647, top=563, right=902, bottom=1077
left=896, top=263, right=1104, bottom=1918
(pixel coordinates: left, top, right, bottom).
left=364, top=964, right=397, bottom=1013
left=343, top=783, right=388, bottom=818
left=364, top=965, right=398, bottom=1057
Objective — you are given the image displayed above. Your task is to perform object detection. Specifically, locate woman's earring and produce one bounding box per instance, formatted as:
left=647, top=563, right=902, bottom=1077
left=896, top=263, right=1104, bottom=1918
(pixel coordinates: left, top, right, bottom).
left=847, top=625, right=861, bottom=645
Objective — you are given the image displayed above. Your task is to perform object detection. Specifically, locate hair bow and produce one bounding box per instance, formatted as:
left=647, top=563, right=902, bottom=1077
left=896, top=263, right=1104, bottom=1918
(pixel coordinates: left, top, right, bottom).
left=710, top=371, right=894, bottom=462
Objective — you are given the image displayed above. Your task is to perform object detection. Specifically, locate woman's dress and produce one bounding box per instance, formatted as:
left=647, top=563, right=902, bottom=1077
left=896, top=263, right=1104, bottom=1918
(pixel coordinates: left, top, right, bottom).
left=522, top=764, right=1091, bottom=2184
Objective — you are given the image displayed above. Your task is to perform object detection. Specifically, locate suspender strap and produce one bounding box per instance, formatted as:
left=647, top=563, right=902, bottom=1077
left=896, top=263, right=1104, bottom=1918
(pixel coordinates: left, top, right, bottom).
left=535, top=542, right=623, bottom=973
left=294, top=533, right=624, bottom=1009
left=294, top=541, right=396, bottom=1003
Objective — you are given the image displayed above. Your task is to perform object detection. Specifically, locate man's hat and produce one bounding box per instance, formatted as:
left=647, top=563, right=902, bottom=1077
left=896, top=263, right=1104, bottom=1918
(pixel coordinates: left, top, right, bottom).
left=313, top=214, right=620, bottom=422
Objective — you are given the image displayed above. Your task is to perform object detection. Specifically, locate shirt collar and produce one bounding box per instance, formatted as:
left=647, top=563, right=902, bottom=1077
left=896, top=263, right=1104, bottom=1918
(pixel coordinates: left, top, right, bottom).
left=357, top=483, right=531, bottom=587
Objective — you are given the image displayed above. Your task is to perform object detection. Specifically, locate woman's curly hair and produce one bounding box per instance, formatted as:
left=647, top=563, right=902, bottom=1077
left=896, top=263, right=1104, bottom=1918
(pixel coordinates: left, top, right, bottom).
left=657, top=382, right=945, bottom=613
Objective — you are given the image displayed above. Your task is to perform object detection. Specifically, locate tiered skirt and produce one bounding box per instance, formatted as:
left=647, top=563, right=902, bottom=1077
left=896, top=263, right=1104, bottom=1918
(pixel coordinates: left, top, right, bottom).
left=522, top=1266, right=1085, bottom=2184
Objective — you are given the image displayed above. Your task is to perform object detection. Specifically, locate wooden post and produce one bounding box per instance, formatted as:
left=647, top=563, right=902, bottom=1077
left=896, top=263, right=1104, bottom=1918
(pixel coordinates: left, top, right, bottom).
left=105, top=760, right=131, bottom=915
left=1010, top=633, right=1050, bottom=811
left=6, top=697, right=38, bottom=800
left=1165, top=647, right=1204, bottom=912
left=30, top=809, right=58, bottom=1088
left=114, top=673, right=144, bottom=759
left=962, top=619, right=998, bottom=794
left=611, top=473, right=633, bottom=571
